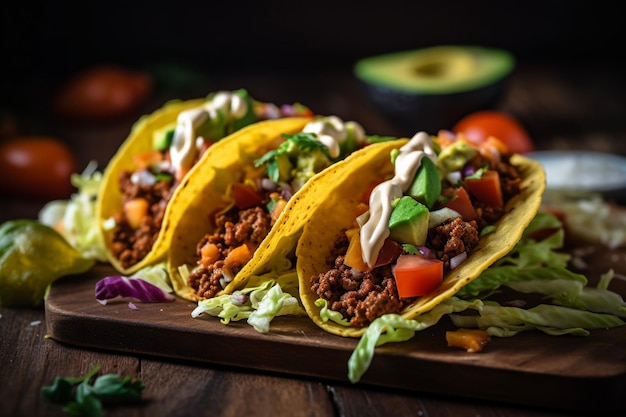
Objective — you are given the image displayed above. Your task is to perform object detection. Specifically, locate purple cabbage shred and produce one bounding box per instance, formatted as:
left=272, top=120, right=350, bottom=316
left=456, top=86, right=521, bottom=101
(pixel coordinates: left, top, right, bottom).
left=95, top=276, right=175, bottom=305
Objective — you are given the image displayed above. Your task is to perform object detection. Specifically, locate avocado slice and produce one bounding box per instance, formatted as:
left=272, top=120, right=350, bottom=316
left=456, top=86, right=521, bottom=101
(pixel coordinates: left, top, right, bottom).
left=353, top=45, right=515, bottom=134
left=408, top=156, right=441, bottom=209
left=388, top=196, right=430, bottom=247
left=153, top=122, right=176, bottom=151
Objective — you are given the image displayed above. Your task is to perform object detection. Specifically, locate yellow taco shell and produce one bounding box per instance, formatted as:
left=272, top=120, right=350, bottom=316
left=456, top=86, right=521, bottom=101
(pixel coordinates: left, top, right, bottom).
left=291, top=139, right=546, bottom=337
left=97, top=98, right=206, bottom=274
left=167, top=117, right=313, bottom=300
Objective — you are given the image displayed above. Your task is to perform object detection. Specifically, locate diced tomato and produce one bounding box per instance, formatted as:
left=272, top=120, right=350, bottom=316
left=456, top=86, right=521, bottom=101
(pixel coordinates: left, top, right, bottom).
left=200, top=243, right=220, bottom=267
left=392, top=254, right=444, bottom=298
left=373, top=239, right=404, bottom=268
left=232, top=183, right=263, bottom=209
left=345, top=227, right=360, bottom=240
left=224, top=244, right=252, bottom=268
left=446, top=328, right=491, bottom=352
left=344, top=232, right=369, bottom=272
left=123, top=198, right=149, bottom=229
left=442, top=187, right=477, bottom=221
left=132, top=150, right=163, bottom=170
left=435, top=130, right=456, bottom=148
left=464, top=170, right=503, bottom=208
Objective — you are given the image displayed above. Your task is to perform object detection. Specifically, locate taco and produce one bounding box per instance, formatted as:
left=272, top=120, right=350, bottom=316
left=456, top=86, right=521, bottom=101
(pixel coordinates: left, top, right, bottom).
left=223, top=129, right=544, bottom=337
left=168, top=114, right=376, bottom=301
left=96, top=89, right=312, bottom=274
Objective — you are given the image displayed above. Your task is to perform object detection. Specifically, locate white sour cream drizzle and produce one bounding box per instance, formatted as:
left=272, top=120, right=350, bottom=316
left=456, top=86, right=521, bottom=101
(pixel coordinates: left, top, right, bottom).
left=303, top=115, right=366, bottom=158
left=360, top=131, right=437, bottom=267
left=169, top=91, right=248, bottom=177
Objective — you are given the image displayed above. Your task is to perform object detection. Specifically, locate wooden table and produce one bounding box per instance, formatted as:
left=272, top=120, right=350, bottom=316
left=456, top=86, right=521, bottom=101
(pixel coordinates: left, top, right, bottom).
left=2, top=62, right=625, bottom=417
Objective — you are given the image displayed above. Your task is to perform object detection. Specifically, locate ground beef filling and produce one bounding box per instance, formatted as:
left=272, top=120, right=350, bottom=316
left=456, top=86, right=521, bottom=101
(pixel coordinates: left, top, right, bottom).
left=310, top=156, right=522, bottom=328
left=187, top=205, right=273, bottom=299
left=110, top=171, right=175, bottom=269
left=311, top=233, right=405, bottom=328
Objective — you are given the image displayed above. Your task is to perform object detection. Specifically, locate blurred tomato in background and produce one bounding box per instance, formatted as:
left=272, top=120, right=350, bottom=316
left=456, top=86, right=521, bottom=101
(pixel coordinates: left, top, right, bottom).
left=453, top=110, right=535, bottom=154
left=54, top=65, right=152, bottom=121
left=0, top=136, right=78, bottom=200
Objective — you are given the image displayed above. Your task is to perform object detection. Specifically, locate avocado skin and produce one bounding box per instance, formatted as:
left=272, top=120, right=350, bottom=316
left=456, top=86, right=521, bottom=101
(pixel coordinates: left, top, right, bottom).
left=358, top=75, right=510, bottom=135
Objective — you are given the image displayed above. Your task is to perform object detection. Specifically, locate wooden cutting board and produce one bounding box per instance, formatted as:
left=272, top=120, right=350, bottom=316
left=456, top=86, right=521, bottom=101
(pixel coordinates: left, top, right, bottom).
left=45, top=261, right=626, bottom=414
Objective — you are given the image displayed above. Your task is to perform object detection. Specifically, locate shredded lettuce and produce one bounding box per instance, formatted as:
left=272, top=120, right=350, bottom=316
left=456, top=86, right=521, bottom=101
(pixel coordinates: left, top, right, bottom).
left=191, top=272, right=306, bottom=332
left=130, top=262, right=174, bottom=295
left=316, top=298, right=350, bottom=326
left=541, top=191, right=626, bottom=249
left=346, top=212, right=626, bottom=383
left=38, top=161, right=107, bottom=262
left=450, top=302, right=624, bottom=337
left=348, top=298, right=484, bottom=383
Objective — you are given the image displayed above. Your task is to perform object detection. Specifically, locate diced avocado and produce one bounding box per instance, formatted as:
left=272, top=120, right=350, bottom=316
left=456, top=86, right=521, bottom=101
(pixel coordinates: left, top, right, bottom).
left=153, top=123, right=177, bottom=151
left=274, top=154, right=293, bottom=182
left=232, top=89, right=258, bottom=130
left=408, top=156, right=441, bottom=209
left=437, top=140, right=477, bottom=176
left=197, top=110, right=226, bottom=141
left=388, top=196, right=430, bottom=247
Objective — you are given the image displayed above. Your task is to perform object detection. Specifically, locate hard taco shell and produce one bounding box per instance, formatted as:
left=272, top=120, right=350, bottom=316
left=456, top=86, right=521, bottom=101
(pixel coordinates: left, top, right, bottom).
left=97, top=98, right=206, bottom=274
left=293, top=139, right=546, bottom=338
left=166, top=117, right=313, bottom=301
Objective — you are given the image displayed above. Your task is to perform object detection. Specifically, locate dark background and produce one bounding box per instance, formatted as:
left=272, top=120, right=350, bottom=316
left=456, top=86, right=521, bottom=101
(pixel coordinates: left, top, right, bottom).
left=3, top=0, right=624, bottom=108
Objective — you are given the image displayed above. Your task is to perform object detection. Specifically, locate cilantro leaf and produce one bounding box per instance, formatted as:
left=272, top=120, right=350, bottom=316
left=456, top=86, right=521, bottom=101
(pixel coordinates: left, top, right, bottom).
left=254, top=132, right=330, bottom=167
left=41, top=365, right=144, bottom=417
left=402, top=244, right=419, bottom=255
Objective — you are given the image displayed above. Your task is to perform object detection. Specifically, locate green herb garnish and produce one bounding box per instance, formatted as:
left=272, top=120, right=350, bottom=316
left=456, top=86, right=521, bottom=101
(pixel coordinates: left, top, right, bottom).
left=42, top=365, right=145, bottom=417
left=254, top=132, right=331, bottom=182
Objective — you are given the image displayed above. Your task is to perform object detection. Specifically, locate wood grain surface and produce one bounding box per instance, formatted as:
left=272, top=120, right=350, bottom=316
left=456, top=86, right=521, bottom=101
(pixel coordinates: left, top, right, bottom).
left=44, top=261, right=626, bottom=414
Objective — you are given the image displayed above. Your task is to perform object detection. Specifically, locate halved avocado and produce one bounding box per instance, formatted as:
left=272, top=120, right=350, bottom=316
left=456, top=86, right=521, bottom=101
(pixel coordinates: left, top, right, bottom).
left=354, top=45, right=515, bottom=134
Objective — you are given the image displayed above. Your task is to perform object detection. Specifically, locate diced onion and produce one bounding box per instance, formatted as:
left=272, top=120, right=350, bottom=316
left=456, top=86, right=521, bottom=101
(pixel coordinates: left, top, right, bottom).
left=356, top=211, right=370, bottom=228
left=230, top=292, right=249, bottom=305
left=428, top=208, right=461, bottom=229
left=350, top=268, right=363, bottom=278
left=417, top=246, right=435, bottom=258
left=446, top=171, right=462, bottom=185
left=450, top=252, right=468, bottom=270
left=130, top=170, right=156, bottom=186
left=261, top=178, right=278, bottom=191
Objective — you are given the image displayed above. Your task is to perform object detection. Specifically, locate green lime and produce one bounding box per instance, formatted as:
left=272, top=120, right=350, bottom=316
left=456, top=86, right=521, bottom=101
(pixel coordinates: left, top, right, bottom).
left=0, top=219, right=95, bottom=307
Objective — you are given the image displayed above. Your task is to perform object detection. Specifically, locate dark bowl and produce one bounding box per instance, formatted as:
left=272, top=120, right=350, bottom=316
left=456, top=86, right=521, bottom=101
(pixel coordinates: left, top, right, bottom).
left=354, top=45, right=515, bottom=135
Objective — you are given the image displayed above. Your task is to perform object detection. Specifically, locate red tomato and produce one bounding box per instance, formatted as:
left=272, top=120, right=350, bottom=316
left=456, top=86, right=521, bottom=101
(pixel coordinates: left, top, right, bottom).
left=54, top=65, right=152, bottom=120
left=232, top=183, right=263, bottom=209
left=392, top=254, right=443, bottom=298
left=452, top=110, right=534, bottom=154
left=464, top=170, right=503, bottom=208
left=373, top=239, right=404, bottom=268
left=442, top=187, right=477, bottom=221
left=0, top=136, right=78, bottom=200
left=344, top=233, right=368, bottom=272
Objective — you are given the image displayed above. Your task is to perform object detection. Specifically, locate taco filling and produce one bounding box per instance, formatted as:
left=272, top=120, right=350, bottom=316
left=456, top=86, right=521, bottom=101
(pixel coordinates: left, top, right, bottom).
left=106, top=90, right=312, bottom=269
left=309, top=130, right=526, bottom=328
left=177, top=116, right=370, bottom=300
